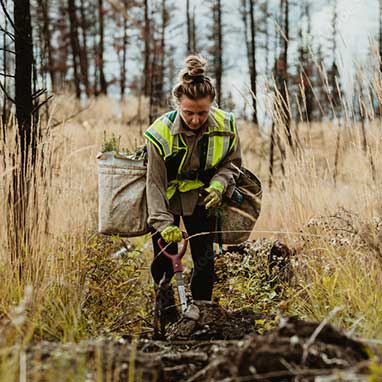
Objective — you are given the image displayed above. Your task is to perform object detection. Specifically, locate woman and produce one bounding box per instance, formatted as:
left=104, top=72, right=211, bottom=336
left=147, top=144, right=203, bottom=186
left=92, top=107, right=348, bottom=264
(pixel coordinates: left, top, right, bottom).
left=144, top=55, right=242, bottom=322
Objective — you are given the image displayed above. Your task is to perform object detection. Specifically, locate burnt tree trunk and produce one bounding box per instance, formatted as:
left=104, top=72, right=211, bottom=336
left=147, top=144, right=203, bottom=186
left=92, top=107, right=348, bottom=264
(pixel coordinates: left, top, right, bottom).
left=13, top=0, right=35, bottom=269
left=79, top=0, right=90, bottom=97
left=157, top=0, right=167, bottom=105
left=68, top=0, right=82, bottom=98
left=120, top=1, right=128, bottom=100
left=39, top=0, right=56, bottom=93
left=2, top=0, right=10, bottom=130
left=98, top=0, right=107, bottom=94
left=263, top=0, right=270, bottom=78
left=14, top=0, right=34, bottom=166
left=191, top=6, right=196, bottom=52
left=186, top=0, right=192, bottom=53
left=213, top=0, right=223, bottom=106
left=143, top=0, right=151, bottom=97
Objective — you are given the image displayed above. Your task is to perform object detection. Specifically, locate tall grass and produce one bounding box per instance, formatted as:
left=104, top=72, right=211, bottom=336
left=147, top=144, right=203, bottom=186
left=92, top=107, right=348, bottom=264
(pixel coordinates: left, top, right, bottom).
left=0, top=61, right=382, bottom=381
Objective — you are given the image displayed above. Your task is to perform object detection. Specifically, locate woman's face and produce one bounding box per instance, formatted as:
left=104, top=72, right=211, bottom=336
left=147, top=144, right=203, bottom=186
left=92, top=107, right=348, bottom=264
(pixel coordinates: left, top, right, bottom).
left=179, top=96, right=212, bottom=130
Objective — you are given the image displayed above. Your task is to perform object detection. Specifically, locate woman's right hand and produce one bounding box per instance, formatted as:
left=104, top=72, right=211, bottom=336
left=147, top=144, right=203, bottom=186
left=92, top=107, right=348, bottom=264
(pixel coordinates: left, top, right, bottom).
left=161, top=225, right=183, bottom=243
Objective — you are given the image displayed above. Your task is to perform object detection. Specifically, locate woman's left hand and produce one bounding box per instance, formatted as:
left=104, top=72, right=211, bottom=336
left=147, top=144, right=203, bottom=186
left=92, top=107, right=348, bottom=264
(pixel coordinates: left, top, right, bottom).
left=203, top=181, right=224, bottom=209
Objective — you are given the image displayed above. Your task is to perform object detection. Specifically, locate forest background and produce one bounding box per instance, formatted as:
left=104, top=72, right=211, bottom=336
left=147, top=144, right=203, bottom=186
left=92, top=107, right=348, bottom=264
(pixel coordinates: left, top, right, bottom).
left=1, top=0, right=382, bottom=379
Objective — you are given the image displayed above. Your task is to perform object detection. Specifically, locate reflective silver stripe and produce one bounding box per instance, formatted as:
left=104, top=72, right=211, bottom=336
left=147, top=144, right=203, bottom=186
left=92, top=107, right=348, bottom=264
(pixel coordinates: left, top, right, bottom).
left=222, top=113, right=231, bottom=156
left=161, top=116, right=173, bottom=127
left=173, top=134, right=179, bottom=148
left=222, top=133, right=230, bottom=157
left=149, top=128, right=171, bottom=157
left=206, top=135, right=214, bottom=169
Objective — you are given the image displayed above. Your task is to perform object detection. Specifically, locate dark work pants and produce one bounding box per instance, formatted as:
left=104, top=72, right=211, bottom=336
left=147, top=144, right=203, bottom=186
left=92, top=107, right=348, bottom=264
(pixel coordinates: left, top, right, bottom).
left=151, top=206, right=216, bottom=301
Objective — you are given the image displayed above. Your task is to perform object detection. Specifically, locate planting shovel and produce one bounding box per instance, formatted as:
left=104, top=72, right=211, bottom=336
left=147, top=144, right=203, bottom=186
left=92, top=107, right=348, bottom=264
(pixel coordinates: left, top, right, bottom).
left=151, top=232, right=189, bottom=314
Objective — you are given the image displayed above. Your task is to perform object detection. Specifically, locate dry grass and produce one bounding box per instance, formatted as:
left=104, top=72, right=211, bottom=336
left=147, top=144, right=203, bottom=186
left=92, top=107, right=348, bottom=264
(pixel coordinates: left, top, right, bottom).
left=0, top=83, right=382, bottom=381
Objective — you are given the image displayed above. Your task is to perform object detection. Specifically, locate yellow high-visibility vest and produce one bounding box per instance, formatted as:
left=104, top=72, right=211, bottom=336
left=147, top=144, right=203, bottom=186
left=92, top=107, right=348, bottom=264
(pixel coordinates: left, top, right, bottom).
left=144, top=107, right=237, bottom=199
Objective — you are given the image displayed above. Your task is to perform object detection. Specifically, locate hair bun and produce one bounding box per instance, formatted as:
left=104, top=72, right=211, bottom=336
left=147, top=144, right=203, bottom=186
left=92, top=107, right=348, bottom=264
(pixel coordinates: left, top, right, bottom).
left=172, top=54, right=216, bottom=102
left=185, top=55, right=206, bottom=76
left=181, top=55, right=207, bottom=83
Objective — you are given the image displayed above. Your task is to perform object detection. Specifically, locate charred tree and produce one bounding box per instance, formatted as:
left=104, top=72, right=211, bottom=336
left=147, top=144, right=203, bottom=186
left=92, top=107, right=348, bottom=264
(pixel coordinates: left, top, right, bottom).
left=14, top=0, right=34, bottom=165
left=120, top=1, right=128, bottom=100
left=210, top=0, right=223, bottom=106
left=278, top=0, right=292, bottom=149
left=328, top=0, right=343, bottom=119
left=1, top=0, right=12, bottom=130
left=186, top=0, right=192, bottom=53
left=38, top=0, right=56, bottom=93
left=157, top=0, right=167, bottom=105
left=191, top=6, right=197, bottom=52
left=241, top=0, right=257, bottom=124
left=68, top=0, right=82, bottom=98
left=186, top=0, right=196, bottom=53
left=297, top=0, right=314, bottom=122
left=143, top=0, right=151, bottom=97
left=79, top=0, right=90, bottom=97
left=98, top=0, right=107, bottom=94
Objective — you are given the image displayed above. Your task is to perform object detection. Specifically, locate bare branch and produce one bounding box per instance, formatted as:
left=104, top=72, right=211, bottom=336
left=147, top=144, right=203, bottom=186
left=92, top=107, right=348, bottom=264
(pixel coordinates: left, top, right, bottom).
left=0, top=80, right=15, bottom=103
left=0, top=0, right=17, bottom=32
left=0, top=72, right=15, bottom=78
left=0, top=26, right=15, bottom=41
left=32, top=88, right=47, bottom=100
left=0, top=47, right=16, bottom=54
left=31, top=95, right=54, bottom=114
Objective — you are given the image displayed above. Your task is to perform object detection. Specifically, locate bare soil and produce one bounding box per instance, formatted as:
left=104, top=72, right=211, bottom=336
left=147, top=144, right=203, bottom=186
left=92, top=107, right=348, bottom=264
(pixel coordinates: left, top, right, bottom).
left=25, top=305, right=371, bottom=382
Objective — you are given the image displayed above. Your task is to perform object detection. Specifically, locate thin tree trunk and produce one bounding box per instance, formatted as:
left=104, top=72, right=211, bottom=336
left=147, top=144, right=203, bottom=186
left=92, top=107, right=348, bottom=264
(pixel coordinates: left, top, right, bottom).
left=40, top=0, right=55, bottom=93
left=79, top=0, right=90, bottom=97
left=14, top=0, right=34, bottom=164
left=186, top=0, right=191, bottom=53
left=157, top=0, right=166, bottom=105
left=191, top=6, right=196, bottom=52
left=143, top=0, right=151, bottom=97
left=2, top=0, right=8, bottom=130
left=264, top=1, right=269, bottom=77
left=120, top=1, right=128, bottom=100
left=13, top=0, right=34, bottom=271
left=215, top=0, right=223, bottom=106
left=98, top=0, right=107, bottom=94
left=68, top=0, right=82, bottom=98
left=149, top=42, right=159, bottom=124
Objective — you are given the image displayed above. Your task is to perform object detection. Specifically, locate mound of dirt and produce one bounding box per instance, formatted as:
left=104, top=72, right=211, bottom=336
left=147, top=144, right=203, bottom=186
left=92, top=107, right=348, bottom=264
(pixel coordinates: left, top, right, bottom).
left=24, top=311, right=372, bottom=382
left=166, top=303, right=264, bottom=341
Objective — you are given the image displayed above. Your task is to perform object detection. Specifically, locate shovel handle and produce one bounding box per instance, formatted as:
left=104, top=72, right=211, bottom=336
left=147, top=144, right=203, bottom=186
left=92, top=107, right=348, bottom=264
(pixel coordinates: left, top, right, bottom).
left=157, top=232, right=188, bottom=273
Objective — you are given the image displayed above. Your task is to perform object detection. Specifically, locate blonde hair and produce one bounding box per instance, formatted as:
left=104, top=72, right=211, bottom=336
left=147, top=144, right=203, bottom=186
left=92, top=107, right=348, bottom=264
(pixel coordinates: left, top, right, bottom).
left=172, top=55, right=216, bottom=103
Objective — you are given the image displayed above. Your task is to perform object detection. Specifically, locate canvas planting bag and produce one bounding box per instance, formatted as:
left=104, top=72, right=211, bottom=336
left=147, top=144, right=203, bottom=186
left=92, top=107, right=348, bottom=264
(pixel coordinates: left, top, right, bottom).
left=97, top=150, right=150, bottom=237
left=213, top=167, right=262, bottom=245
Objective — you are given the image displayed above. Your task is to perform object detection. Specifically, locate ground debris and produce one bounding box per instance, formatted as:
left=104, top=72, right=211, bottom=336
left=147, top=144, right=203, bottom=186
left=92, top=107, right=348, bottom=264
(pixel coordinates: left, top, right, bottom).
left=23, top=312, right=373, bottom=382
left=166, top=303, right=262, bottom=340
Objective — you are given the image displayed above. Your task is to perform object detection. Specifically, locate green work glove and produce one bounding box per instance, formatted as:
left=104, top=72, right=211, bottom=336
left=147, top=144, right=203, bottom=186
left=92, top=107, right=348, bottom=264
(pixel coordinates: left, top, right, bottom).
left=161, top=224, right=183, bottom=243
left=203, top=180, right=224, bottom=209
